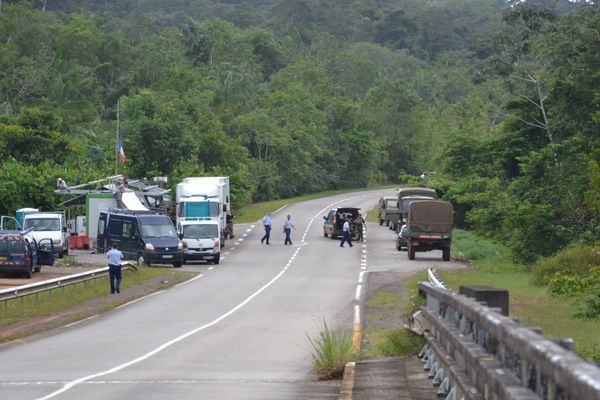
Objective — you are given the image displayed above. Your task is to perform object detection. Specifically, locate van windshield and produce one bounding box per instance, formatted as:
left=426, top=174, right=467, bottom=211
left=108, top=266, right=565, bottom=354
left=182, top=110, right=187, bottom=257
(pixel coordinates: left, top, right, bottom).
left=140, top=221, right=177, bottom=238
left=183, top=224, right=218, bottom=239
left=24, top=218, right=60, bottom=231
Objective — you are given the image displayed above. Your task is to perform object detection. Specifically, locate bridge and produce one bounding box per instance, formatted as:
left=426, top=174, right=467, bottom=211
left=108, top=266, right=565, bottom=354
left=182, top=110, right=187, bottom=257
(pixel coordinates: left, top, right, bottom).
left=345, top=269, right=600, bottom=400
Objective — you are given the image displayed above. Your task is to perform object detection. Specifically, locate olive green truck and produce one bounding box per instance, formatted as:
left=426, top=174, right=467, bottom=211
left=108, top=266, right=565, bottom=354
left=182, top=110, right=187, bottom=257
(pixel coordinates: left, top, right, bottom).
left=407, top=200, right=453, bottom=261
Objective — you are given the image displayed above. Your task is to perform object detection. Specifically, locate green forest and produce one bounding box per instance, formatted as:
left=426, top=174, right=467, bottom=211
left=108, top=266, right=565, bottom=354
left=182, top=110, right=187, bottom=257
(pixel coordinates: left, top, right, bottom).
left=0, top=0, right=599, bottom=264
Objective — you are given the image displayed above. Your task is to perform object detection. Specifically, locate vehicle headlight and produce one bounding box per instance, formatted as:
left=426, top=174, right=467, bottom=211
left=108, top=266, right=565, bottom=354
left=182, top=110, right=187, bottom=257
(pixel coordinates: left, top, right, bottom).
left=177, top=242, right=183, bottom=250
left=214, top=240, right=220, bottom=249
left=145, top=243, right=155, bottom=251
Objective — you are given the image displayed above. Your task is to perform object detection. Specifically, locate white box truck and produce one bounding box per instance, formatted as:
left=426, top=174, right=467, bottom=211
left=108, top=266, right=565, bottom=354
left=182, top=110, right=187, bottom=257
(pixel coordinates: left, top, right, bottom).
left=176, top=177, right=230, bottom=248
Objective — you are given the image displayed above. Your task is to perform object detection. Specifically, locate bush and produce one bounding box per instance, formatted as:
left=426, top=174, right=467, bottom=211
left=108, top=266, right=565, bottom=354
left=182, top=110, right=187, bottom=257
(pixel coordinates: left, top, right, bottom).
left=533, top=244, right=600, bottom=285
left=307, top=320, right=354, bottom=380
left=575, top=292, right=600, bottom=320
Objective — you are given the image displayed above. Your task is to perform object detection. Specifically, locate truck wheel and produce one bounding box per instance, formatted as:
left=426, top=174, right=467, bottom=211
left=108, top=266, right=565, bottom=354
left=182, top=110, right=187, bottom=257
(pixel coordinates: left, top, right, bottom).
left=214, top=255, right=220, bottom=265
left=443, top=247, right=451, bottom=261
left=173, top=262, right=182, bottom=268
left=408, top=243, right=415, bottom=260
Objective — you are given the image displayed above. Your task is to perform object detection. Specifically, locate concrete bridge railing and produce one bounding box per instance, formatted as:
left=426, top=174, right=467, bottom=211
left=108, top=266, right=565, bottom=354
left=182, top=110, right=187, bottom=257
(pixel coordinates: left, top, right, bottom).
left=417, top=281, right=600, bottom=400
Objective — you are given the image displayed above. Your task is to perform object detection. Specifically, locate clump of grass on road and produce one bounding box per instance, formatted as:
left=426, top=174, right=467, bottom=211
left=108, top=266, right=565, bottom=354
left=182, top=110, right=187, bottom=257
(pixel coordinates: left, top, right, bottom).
left=308, top=320, right=355, bottom=380
left=362, top=328, right=424, bottom=359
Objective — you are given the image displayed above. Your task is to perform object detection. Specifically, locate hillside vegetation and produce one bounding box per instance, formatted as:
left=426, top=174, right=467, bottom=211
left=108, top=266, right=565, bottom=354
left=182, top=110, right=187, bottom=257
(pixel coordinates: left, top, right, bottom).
left=1, top=0, right=599, bottom=264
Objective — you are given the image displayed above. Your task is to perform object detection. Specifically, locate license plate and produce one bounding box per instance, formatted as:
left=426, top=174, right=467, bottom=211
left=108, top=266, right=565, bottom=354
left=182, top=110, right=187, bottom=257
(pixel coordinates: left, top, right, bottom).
left=162, top=255, right=173, bottom=259
left=202, top=256, right=213, bottom=260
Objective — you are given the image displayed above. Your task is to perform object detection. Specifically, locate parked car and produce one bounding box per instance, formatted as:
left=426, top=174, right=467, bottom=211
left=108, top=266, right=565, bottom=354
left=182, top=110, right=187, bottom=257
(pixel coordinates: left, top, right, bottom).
left=0, top=229, right=55, bottom=278
left=323, top=207, right=364, bottom=241
left=396, top=224, right=409, bottom=251
left=97, top=210, right=184, bottom=268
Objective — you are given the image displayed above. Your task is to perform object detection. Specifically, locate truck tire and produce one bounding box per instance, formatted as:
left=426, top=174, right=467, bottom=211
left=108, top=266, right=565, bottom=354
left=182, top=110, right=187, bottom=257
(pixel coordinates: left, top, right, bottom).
left=408, top=243, right=415, bottom=260
left=173, top=262, right=182, bottom=268
left=214, top=255, right=220, bottom=265
left=443, top=247, right=451, bottom=261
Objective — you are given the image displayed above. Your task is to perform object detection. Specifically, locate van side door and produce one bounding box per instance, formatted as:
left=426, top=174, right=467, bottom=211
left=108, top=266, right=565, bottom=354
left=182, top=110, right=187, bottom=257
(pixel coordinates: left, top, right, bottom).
left=120, top=217, right=139, bottom=260
left=36, top=238, right=55, bottom=266
left=96, top=212, right=108, bottom=253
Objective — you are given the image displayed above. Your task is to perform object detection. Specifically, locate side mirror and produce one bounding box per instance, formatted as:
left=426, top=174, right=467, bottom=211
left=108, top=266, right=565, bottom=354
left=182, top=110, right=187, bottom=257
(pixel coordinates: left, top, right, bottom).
left=62, top=226, right=68, bottom=233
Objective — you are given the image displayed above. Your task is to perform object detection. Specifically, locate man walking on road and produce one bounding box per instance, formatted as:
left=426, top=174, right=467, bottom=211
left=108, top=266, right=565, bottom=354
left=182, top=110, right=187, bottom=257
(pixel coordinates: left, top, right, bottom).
left=283, top=214, right=296, bottom=245
left=340, top=217, right=353, bottom=248
left=107, top=242, right=123, bottom=294
left=261, top=212, right=272, bottom=245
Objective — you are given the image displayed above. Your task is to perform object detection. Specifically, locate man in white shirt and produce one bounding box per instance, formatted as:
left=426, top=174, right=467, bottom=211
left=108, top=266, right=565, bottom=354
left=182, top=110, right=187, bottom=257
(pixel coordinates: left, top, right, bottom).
left=340, top=217, right=353, bottom=248
left=107, top=242, right=123, bottom=294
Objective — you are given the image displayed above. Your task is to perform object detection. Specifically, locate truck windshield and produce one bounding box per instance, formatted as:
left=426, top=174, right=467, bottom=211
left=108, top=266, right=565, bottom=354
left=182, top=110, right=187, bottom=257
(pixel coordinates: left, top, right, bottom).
left=385, top=199, right=398, bottom=209
left=140, top=222, right=177, bottom=238
left=24, top=218, right=60, bottom=231
left=402, top=197, right=434, bottom=213
left=183, top=224, right=218, bottom=239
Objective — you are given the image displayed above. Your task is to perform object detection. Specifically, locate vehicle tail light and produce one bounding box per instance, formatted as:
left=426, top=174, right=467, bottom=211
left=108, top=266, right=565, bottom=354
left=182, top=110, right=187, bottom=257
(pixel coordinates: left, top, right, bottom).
left=25, top=252, right=30, bottom=265
left=333, top=215, right=337, bottom=224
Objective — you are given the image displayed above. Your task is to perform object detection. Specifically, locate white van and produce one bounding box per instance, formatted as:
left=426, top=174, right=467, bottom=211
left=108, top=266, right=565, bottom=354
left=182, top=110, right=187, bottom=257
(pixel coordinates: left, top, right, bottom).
left=177, top=218, right=221, bottom=264
left=23, top=212, right=69, bottom=258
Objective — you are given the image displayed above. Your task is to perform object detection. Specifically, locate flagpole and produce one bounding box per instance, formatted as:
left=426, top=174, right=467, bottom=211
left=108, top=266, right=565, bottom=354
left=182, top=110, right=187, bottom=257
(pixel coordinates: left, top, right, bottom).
left=115, top=99, right=120, bottom=175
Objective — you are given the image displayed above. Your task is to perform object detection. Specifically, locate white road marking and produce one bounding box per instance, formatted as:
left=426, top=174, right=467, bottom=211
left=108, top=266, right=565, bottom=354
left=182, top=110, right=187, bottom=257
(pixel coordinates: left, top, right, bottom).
left=353, top=305, right=361, bottom=325
left=245, top=229, right=252, bottom=232
left=65, top=315, right=99, bottom=328
left=355, top=285, right=362, bottom=301
left=36, top=249, right=299, bottom=400
left=115, top=290, right=166, bottom=310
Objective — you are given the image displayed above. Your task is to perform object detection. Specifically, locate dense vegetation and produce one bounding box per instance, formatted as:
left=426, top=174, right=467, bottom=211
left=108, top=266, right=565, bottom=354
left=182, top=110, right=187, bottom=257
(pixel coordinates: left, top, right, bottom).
left=1, top=0, right=598, bottom=264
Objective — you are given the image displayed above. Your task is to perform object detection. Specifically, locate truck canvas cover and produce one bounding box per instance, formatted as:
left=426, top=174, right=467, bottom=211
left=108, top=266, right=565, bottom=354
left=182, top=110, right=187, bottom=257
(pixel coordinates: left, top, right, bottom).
left=408, top=200, right=453, bottom=233
left=398, top=187, right=437, bottom=200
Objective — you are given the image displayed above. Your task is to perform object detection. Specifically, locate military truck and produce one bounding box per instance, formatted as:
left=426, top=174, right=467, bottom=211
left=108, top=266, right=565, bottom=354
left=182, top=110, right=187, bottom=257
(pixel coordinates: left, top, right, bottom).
left=377, top=196, right=400, bottom=230
left=406, top=200, right=453, bottom=261
left=397, top=187, right=437, bottom=228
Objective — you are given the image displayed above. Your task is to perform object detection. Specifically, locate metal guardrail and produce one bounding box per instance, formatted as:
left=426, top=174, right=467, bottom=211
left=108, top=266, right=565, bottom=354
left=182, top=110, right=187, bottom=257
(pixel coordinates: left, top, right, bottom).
left=417, top=282, right=600, bottom=400
left=0, top=262, right=137, bottom=307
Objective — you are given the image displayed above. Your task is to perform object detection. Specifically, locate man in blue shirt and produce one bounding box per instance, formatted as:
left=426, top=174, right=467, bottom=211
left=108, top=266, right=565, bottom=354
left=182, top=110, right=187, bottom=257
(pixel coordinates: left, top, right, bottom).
left=283, top=214, right=296, bottom=245
left=261, top=212, right=272, bottom=245
left=107, top=242, right=123, bottom=294
left=340, top=217, right=354, bottom=248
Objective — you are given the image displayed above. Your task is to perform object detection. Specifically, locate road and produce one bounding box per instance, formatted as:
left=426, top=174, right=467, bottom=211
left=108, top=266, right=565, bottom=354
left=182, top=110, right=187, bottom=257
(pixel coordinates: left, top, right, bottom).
left=0, top=189, right=464, bottom=400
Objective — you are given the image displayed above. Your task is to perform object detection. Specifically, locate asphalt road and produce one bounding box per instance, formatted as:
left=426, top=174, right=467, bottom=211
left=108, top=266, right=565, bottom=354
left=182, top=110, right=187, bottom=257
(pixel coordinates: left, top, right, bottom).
left=0, top=189, right=464, bottom=400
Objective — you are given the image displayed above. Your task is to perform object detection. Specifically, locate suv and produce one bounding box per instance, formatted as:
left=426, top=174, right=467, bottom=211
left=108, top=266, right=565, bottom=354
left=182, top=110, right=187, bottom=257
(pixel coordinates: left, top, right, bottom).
left=0, top=229, right=55, bottom=278
left=323, top=207, right=364, bottom=241
left=97, top=211, right=184, bottom=268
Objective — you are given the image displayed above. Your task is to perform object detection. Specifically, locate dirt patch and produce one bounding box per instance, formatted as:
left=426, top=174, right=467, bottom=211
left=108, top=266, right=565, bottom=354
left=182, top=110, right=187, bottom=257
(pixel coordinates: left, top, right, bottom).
left=0, top=272, right=195, bottom=345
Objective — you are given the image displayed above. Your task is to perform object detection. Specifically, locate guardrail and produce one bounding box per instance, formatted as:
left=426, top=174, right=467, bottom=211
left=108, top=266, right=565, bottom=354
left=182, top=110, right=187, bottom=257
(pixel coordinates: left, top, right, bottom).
left=417, top=281, right=600, bottom=400
left=0, top=263, right=137, bottom=310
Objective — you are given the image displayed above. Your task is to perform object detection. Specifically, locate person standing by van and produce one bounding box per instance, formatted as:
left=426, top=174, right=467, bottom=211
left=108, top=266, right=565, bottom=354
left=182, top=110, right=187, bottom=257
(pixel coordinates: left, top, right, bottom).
left=107, top=242, right=123, bottom=294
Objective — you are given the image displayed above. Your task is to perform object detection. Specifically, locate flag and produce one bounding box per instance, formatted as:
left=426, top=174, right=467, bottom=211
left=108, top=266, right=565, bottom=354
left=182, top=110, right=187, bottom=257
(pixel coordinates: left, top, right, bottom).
left=116, top=132, right=126, bottom=165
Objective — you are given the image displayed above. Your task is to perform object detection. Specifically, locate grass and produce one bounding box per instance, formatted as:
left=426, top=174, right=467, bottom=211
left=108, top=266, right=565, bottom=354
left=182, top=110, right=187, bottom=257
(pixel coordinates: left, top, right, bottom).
left=362, top=280, right=425, bottom=359
left=307, top=320, right=355, bottom=380
left=0, top=267, right=196, bottom=333
left=442, top=229, right=600, bottom=362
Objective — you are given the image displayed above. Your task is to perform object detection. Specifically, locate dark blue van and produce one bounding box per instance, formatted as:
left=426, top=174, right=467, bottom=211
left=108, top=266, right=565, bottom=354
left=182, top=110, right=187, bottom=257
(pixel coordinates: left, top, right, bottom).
left=0, top=229, right=55, bottom=278
left=96, top=211, right=184, bottom=268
